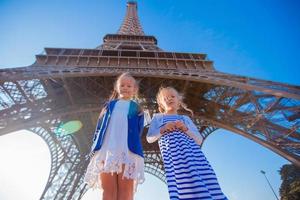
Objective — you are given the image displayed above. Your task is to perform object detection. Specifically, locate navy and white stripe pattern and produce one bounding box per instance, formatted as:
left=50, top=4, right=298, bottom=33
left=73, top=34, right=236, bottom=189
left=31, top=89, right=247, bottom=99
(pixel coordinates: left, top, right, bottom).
left=158, top=115, right=228, bottom=200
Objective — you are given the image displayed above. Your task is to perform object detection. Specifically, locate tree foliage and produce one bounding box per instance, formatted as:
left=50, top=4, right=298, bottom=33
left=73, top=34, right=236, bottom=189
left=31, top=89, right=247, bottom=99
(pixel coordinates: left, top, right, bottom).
left=279, top=164, right=300, bottom=200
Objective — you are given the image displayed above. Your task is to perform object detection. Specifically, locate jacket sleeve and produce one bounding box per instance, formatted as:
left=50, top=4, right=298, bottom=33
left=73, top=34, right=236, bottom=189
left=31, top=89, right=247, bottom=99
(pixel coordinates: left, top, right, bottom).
left=147, top=114, right=163, bottom=143
left=184, top=116, right=203, bottom=145
left=138, top=111, right=145, bottom=137
left=92, top=103, right=108, bottom=141
left=93, top=116, right=103, bottom=141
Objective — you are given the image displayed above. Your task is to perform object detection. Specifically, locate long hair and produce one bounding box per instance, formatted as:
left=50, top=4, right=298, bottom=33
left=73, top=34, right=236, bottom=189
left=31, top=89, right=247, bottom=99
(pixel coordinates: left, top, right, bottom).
left=108, top=72, right=139, bottom=101
left=98, top=73, right=139, bottom=119
left=156, top=86, right=194, bottom=116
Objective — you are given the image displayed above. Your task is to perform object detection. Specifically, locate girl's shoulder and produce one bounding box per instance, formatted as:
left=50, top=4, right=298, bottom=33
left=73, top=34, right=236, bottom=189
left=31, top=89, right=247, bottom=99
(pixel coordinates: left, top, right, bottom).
left=129, top=100, right=143, bottom=114
left=102, top=99, right=119, bottom=111
left=153, top=113, right=187, bottom=118
left=152, top=113, right=164, bottom=118
left=105, top=99, right=117, bottom=106
left=151, top=113, right=164, bottom=122
left=181, top=114, right=193, bottom=122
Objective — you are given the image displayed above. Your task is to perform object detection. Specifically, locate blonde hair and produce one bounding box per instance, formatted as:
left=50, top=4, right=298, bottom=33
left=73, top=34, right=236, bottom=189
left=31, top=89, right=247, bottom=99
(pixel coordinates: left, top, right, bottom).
left=97, top=73, right=139, bottom=119
left=108, top=72, right=139, bottom=101
left=156, top=86, right=194, bottom=116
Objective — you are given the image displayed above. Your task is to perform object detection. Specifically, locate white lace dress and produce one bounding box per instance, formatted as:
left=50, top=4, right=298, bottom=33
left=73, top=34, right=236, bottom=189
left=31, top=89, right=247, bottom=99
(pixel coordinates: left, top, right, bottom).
left=84, top=99, right=145, bottom=191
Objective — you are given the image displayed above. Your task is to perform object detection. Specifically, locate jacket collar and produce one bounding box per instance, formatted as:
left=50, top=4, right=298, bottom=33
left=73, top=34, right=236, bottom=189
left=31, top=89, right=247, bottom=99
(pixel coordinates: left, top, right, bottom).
left=108, top=99, right=138, bottom=116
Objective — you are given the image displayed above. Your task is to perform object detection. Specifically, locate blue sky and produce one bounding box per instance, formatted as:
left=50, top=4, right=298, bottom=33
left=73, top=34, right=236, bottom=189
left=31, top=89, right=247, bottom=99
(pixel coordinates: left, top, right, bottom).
left=1, top=0, right=299, bottom=200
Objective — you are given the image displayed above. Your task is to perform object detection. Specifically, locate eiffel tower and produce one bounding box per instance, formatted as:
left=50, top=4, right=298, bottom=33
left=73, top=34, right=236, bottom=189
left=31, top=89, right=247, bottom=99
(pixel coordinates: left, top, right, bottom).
left=0, top=1, right=299, bottom=199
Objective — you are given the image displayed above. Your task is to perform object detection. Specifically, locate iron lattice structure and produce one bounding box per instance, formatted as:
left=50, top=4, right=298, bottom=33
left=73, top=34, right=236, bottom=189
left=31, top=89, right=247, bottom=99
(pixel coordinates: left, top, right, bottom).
left=0, top=2, right=300, bottom=200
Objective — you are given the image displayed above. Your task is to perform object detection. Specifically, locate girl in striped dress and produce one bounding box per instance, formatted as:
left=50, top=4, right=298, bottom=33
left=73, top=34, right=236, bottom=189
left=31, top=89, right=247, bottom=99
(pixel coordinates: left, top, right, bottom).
left=147, top=86, right=228, bottom=200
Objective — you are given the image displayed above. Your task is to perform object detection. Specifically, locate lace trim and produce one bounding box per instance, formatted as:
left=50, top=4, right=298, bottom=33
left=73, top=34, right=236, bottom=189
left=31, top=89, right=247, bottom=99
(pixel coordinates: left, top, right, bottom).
left=84, top=151, right=145, bottom=191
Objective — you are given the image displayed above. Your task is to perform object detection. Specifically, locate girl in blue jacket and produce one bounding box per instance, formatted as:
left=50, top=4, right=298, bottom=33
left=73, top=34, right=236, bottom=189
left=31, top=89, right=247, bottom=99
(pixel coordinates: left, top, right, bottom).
left=147, top=86, right=227, bottom=200
left=84, top=72, right=144, bottom=200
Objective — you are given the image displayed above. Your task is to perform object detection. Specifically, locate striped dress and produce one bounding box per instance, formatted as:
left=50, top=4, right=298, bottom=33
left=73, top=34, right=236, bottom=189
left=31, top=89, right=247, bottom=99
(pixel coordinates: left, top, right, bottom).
left=158, top=115, right=228, bottom=200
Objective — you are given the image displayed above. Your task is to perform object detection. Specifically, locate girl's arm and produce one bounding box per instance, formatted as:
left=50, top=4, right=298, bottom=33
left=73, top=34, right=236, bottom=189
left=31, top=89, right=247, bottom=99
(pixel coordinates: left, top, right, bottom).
left=183, top=116, right=203, bottom=145
left=93, top=103, right=108, bottom=140
left=138, top=110, right=145, bottom=136
left=89, top=102, right=109, bottom=156
left=147, top=114, right=163, bottom=143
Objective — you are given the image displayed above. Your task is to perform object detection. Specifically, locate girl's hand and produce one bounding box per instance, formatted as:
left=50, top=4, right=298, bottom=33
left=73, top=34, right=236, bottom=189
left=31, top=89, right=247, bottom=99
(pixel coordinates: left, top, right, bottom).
left=161, top=122, right=177, bottom=134
left=174, top=121, right=188, bottom=132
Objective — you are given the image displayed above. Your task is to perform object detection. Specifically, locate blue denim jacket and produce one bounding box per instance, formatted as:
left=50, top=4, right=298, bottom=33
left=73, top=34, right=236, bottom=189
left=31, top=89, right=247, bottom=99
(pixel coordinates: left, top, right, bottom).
left=90, top=99, right=144, bottom=158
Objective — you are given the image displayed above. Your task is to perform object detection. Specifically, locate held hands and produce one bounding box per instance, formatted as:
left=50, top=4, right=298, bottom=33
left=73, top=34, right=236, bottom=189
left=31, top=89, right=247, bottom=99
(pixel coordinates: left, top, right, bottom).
left=161, top=120, right=188, bottom=135
left=161, top=122, right=176, bottom=134
left=174, top=121, right=188, bottom=132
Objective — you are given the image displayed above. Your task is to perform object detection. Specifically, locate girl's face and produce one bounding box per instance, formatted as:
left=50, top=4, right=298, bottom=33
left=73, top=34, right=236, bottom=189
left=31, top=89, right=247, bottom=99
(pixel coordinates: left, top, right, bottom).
left=117, top=76, right=137, bottom=100
left=160, top=89, right=180, bottom=113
